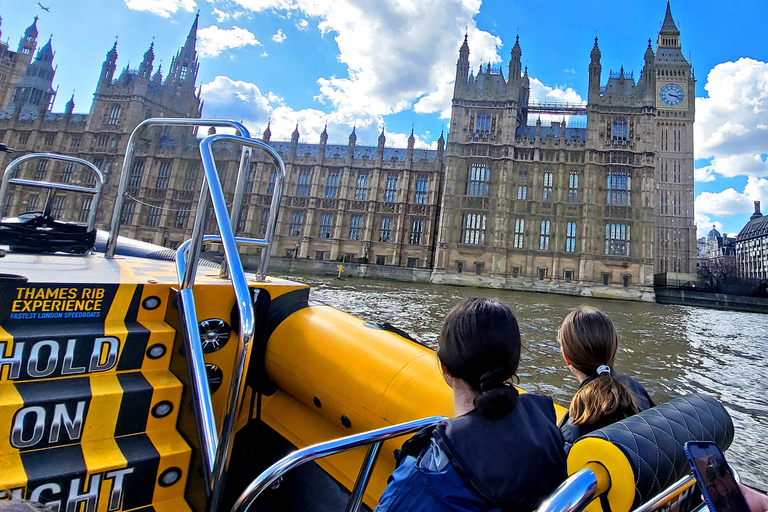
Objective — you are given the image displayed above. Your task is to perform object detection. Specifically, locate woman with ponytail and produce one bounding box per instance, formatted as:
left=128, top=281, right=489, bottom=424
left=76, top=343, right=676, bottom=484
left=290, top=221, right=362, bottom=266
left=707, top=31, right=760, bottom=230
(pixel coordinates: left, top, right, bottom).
left=375, top=298, right=567, bottom=512
left=558, top=306, right=654, bottom=451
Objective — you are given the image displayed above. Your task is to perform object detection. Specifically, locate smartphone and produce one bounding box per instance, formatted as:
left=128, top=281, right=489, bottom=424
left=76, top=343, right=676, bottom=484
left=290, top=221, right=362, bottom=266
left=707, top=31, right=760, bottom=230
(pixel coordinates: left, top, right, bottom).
left=684, top=441, right=750, bottom=512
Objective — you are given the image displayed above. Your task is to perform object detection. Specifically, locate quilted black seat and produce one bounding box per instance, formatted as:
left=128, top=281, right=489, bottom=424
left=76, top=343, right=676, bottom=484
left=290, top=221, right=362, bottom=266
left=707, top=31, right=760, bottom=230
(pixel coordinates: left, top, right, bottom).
left=567, top=394, right=733, bottom=512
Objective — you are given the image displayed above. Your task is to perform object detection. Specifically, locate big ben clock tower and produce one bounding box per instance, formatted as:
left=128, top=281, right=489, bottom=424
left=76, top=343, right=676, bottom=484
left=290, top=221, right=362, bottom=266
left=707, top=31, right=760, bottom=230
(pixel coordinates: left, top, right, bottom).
left=653, top=1, right=696, bottom=275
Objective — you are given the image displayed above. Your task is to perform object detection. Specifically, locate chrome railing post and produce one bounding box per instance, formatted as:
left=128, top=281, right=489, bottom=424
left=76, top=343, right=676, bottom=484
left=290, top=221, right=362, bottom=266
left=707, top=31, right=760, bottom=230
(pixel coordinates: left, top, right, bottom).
left=219, top=146, right=252, bottom=279
left=0, top=153, right=104, bottom=231
left=345, top=441, right=383, bottom=512
left=537, top=469, right=600, bottom=512
left=106, top=118, right=250, bottom=258
left=231, top=416, right=445, bottom=512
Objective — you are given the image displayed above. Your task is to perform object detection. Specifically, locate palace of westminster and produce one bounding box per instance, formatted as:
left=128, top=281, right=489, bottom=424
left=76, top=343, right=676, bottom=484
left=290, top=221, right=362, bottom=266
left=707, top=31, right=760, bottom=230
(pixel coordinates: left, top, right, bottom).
left=0, top=5, right=696, bottom=300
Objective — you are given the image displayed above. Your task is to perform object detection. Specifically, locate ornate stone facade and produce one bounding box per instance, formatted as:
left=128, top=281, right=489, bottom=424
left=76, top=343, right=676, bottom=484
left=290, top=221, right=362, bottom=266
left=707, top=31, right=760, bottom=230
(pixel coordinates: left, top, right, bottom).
left=431, top=3, right=695, bottom=299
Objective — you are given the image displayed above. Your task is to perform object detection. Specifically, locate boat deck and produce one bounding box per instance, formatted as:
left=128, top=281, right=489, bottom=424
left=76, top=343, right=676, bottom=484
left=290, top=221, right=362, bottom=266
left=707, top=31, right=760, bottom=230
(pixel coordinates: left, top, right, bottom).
left=0, top=251, right=298, bottom=288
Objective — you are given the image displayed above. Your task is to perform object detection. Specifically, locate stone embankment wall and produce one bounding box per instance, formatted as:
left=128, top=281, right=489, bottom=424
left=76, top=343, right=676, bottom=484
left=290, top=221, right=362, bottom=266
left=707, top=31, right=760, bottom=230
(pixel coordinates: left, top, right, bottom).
left=655, top=288, right=768, bottom=314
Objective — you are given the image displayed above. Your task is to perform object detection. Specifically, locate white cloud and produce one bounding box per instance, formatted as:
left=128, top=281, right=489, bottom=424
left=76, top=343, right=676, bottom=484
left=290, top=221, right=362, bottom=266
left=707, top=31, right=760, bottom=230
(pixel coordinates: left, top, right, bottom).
left=124, top=0, right=196, bottom=17
left=220, top=0, right=501, bottom=120
left=212, top=7, right=247, bottom=22
left=272, top=29, right=287, bottom=43
left=261, top=51, right=268, bottom=57
left=197, top=25, right=261, bottom=57
left=296, top=18, right=309, bottom=30
left=695, top=176, right=768, bottom=219
left=694, top=58, right=768, bottom=182
left=695, top=211, right=724, bottom=239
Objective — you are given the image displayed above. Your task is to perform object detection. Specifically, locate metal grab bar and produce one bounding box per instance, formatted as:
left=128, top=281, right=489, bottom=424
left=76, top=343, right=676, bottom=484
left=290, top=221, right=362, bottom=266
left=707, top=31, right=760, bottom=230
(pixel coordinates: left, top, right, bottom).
left=231, top=416, right=446, bottom=512
left=106, top=118, right=252, bottom=258
left=198, top=134, right=285, bottom=281
left=174, top=133, right=284, bottom=512
left=0, top=153, right=104, bottom=231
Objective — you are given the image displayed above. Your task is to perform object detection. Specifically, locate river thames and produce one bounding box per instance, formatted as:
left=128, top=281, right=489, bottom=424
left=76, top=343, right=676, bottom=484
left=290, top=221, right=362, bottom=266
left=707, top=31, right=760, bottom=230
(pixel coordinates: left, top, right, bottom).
left=284, top=274, right=768, bottom=489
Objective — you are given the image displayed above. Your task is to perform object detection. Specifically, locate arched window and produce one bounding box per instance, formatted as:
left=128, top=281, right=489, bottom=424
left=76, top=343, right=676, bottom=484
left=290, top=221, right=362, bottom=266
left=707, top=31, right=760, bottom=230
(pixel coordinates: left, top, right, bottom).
left=612, top=118, right=627, bottom=144
left=605, top=223, right=630, bottom=256
left=108, top=104, right=121, bottom=125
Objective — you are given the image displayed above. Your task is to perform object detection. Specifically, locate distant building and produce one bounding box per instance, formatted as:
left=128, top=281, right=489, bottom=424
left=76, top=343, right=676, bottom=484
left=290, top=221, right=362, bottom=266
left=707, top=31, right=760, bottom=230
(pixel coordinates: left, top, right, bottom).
left=735, top=202, right=768, bottom=280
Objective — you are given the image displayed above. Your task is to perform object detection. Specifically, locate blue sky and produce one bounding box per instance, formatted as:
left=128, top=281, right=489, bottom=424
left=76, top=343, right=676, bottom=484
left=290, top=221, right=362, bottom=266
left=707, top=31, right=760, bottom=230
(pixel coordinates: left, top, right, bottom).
left=3, top=0, right=768, bottom=237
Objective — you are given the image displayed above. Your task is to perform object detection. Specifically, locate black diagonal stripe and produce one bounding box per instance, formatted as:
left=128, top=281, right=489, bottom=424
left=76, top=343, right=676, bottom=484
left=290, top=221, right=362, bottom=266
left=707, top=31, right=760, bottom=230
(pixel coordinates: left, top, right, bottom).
left=21, top=444, right=88, bottom=507
left=14, top=377, right=92, bottom=450
left=117, top=285, right=150, bottom=371
left=115, top=372, right=152, bottom=436
left=115, top=434, right=160, bottom=510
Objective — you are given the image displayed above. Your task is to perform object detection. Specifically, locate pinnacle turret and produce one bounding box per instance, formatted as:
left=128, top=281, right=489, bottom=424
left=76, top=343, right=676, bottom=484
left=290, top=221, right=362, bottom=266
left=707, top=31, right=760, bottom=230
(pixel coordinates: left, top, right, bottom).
left=139, top=40, right=155, bottom=79
left=348, top=126, right=357, bottom=146
left=262, top=121, right=271, bottom=143
left=319, top=123, right=328, bottom=145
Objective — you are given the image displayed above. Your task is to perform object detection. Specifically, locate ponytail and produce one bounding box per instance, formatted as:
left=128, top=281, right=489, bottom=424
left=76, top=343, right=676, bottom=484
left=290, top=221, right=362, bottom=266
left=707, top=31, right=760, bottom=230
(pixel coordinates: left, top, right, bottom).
left=569, top=371, right=640, bottom=426
left=473, top=364, right=520, bottom=419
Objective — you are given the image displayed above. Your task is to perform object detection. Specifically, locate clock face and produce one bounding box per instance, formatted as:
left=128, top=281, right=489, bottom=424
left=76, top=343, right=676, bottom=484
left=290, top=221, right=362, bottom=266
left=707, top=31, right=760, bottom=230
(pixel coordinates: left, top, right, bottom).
left=659, top=83, right=685, bottom=107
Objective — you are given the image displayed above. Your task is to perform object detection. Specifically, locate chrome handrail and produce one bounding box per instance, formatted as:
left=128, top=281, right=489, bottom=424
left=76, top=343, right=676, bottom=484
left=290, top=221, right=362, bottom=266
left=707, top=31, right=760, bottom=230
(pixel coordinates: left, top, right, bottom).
left=0, top=153, right=104, bottom=231
left=231, top=416, right=446, bottom=512
left=106, top=118, right=252, bottom=258
left=174, top=133, right=284, bottom=512
left=537, top=469, right=601, bottom=512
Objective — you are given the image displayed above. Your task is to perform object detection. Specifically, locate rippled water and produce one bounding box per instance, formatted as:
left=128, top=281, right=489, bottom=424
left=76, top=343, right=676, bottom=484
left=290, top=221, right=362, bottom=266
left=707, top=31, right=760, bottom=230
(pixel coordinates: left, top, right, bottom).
left=282, top=274, right=768, bottom=488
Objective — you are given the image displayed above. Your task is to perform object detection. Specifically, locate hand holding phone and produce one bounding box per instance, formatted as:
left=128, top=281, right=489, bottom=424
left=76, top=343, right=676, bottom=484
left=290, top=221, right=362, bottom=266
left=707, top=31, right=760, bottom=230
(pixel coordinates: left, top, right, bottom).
left=684, top=441, right=750, bottom=512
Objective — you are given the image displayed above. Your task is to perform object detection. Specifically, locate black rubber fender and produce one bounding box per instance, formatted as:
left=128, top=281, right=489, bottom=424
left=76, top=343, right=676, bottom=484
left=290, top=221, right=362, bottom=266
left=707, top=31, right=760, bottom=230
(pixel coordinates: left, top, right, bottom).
left=568, top=394, right=733, bottom=512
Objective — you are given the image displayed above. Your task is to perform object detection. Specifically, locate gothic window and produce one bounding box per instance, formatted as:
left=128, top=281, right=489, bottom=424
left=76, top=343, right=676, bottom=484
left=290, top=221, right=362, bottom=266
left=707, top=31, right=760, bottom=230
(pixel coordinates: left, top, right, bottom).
left=517, top=170, right=528, bottom=200
left=267, top=169, right=277, bottom=195
left=18, top=133, right=29, bottom=146
left=513, top=219, right=525, bottom=249
left=605, top=223, right=631, bottom=256
left=180, top=64, right=188, bottom=80
left=97, top=134, right=109, bottom=147
left=462, top=213, right=486, bottom=245
left=568, top=172, right=579, bottom=203
left=128, top=160, right=145, bottom=188
left=245, top=166, right=256, bottom=194
left=50, top=196, right=66, bottom=219
left=607, top=170, right=631, bottom=205
left=175, top=205, right=190, bottom=229
left=29, top=88, right=43, bottom=105
left=325, top=172, right=339, bottom=198
left=410, top=218, right=424, bottom=245
left=289, top=212, right=304, bottom=236
left=156, top=161, right=172, bottom=188
left=539, top=220, right=551, bottom=250
left=414, top=175, right=428, bottom=204
left=26, top=195, right=39, bottom=211
left=70, top=135, right=82, bottom=150
left=354, top=173, right=368, bottom=200
left=318, top=213, right=333, bottom=238
left=565, top=222, right=577, bottom=252
left=475, top=113, right=491, bottom=137
left=108, top=104, right=121, bottom=125
left=297, top=169, right=311, bottom=197
left=146, top=202, right=162, bottom=227
left=34, top=159, right=48, bottom=181
left=379, top=217, right=393, bottom=242
left=183, top=164, right=198, bottom=190
left=237, top=209, right=247, bottom=233
left=44, top=133, right=55, bottom=146
left=467, top=163, right=490, bottom=196
left=542, top=171, right=553, bottom=201
left=349, top=215, right=363, bottom=240
left=612, top=118, right=627, bottom=144
left=384, top=175, right=398, bottom=202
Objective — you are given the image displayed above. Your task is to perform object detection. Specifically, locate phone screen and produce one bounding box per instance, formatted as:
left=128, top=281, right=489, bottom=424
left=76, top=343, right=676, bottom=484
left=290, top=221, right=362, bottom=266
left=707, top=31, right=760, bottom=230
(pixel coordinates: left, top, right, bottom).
left=684, top=442, right=750, bottom=512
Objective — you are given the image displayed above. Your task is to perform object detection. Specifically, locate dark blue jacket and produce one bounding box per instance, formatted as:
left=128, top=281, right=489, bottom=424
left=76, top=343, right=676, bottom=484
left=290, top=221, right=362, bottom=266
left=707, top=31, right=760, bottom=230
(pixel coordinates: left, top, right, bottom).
left=375, top=393, right=567, bottom=512
left=559, top=374, right=654, bottom=452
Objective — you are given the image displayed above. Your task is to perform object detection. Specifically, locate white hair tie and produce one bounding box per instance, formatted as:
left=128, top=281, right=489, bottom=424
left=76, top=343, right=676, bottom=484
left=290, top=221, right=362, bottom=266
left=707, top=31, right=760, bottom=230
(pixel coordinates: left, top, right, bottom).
left=596, top=365, right=611, bottom=375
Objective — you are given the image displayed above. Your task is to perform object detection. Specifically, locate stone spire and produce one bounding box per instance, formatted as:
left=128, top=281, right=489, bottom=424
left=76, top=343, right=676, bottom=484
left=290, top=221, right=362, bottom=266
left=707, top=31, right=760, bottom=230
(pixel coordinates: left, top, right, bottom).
left=377, top=126, right=386, bottom=149
left=509, top=34, right=522, bottom=80
left=65, top=93, right=75, bottom=114
left=658, top=1, right=681, bottom=48
left=437, top=129, right=445, bottom=157
left=167, top=12, right=200, bottom=88
left=319, top=123, right=328, bottom=145
left=291, top=123, right=300, bottom=144
left=454, top=32, right=470, bottom=93
left=100, top=40, right=118, bottom=85
left=18, top=16, right=39, bottom=57
left=588, top=37, right=602, bottom=102
left=152, top=63, right=163, bottom=84
left=348, top=126, right=357, bottom=147
left=139, top=40, right=154, bottom=79
left=262, top=120, right=271, bottom=143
